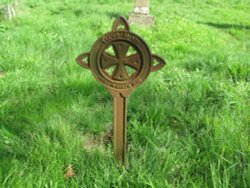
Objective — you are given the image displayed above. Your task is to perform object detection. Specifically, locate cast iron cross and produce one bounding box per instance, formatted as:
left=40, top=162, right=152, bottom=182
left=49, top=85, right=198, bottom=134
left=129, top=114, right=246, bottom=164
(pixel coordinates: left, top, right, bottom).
left=101, top=43, right=140, bottom=80
left=76, top=16, right=166, bottom=165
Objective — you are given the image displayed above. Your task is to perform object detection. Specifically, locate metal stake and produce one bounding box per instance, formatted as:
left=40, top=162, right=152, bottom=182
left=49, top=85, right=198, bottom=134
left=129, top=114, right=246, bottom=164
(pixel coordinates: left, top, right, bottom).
left=114, top=94, right=127, bottom=164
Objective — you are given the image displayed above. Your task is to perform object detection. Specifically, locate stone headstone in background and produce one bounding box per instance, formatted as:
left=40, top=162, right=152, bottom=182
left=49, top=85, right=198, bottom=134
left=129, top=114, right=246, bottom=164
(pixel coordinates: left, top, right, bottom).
left=134, top=0, right=149, bottom=15
left=0, top=3, right=16, bottom=20
left=128, top=0, right=155, bottom=26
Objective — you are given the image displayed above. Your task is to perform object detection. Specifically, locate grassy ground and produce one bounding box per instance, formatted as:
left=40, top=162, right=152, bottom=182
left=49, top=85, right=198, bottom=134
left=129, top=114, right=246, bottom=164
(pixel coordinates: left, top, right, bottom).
left=0, top=0, right=250, bottom=187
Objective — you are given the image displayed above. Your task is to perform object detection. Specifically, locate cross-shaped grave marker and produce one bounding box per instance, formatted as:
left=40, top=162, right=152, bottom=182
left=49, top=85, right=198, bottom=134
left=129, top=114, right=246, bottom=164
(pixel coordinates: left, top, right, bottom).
left=76, top=16, right=166, bottom=165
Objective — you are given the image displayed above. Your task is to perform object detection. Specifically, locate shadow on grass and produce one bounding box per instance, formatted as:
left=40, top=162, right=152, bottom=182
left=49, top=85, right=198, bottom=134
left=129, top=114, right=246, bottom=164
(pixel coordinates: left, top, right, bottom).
left=106, top=12, right=127, bottom=19
left=198, top=21, right=250, bottom=30
left=0, top=79, right=108, bottom=134
left=0, top=79, right=112, bottom=175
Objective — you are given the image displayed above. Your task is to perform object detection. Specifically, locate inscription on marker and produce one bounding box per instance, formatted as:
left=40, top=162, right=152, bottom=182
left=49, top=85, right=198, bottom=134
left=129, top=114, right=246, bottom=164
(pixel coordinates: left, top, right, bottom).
left=102, top=32, right=139, bottom=44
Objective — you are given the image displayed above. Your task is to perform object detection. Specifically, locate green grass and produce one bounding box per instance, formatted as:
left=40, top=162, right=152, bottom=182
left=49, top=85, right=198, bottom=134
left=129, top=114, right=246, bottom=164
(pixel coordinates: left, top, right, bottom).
left=0, top=0, right=250, bottom=187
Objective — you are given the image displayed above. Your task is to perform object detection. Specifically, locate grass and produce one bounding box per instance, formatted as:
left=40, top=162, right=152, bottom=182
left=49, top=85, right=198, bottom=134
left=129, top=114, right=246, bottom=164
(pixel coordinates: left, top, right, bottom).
left=0, top=0, right=250, bottom=187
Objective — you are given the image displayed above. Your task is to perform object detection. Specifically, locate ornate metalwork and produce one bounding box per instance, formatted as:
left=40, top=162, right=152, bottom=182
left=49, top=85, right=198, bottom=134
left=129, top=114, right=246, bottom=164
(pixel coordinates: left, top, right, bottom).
left=76, top=16, right=166, bottom=165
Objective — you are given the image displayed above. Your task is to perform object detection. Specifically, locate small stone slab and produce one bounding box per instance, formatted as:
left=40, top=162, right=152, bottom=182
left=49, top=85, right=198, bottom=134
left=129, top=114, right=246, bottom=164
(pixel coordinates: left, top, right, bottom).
left=128, top=14, right=155, bottom=26
left=129, top=0, right=155, bottom=26
left=134, top=0, right=149, bottom=15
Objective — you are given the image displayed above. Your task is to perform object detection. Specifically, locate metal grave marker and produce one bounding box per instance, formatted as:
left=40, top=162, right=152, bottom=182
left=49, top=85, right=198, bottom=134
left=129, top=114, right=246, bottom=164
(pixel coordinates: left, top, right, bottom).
left=76, top=16, right=166, bottom=165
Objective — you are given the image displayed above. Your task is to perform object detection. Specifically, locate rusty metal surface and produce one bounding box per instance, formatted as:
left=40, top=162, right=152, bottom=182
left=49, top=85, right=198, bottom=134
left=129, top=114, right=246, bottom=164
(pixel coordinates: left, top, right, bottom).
left=76, top=16, right=166, bottom=165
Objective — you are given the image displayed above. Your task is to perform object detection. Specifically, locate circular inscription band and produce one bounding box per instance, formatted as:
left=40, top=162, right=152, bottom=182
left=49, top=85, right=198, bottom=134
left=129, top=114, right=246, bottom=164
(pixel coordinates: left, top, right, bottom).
left=90, top=31, right=152, bottom=91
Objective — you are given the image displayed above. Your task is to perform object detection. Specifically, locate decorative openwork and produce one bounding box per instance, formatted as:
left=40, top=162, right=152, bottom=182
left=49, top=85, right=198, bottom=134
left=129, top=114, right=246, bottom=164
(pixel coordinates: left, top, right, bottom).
left=101, top=42, right=141, bottom=81
left=76, top=16, right=166, bottom=165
